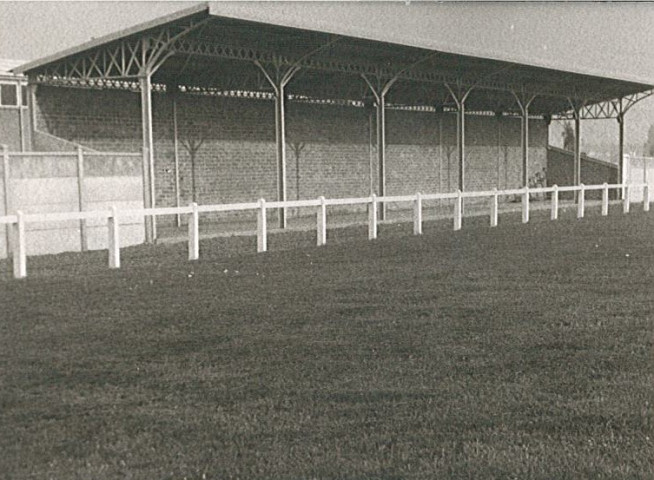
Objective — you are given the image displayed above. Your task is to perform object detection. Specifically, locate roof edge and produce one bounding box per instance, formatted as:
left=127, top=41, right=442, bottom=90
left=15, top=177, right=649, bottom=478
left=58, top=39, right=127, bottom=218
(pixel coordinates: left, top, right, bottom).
left=13, top=2, right=209, bottom=75
left=207, top=2, right=654, bottom=89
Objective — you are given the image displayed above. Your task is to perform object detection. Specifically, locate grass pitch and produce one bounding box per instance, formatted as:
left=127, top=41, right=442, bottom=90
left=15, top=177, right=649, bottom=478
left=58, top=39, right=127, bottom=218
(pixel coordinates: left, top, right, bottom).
left=1, top=208, right=653, bottom=478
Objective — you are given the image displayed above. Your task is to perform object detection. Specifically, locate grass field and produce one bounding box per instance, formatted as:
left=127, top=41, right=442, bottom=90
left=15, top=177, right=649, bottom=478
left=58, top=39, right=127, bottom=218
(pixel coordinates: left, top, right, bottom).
left=1, top=208, right=653, bottom=479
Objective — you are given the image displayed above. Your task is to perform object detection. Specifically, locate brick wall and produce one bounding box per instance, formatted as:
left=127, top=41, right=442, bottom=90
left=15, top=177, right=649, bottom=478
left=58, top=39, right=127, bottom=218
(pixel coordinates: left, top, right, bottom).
left=34, top=85, right=549, bottom=221
left=547, top=146, right=618, bottom=199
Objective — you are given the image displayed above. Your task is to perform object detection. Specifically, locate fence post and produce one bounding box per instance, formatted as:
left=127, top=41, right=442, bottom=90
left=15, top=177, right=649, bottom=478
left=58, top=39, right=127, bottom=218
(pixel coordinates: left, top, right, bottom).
left=12, top=210, right=26, bottom=279
left=76, top=146, right=88, bottom=252
left=317, top=196, right=327, bottom=246
left=577, top=184, right=585, bottom=219
left=453, top=190, right=462, bottom=231
left=490, top=188, right=498, bottom=227
left=108, top=206, right=120, bottom=269
left=601, top=183, right=609, bottom=216
left=522, top=187, right=529, bottom=223
left=413, top=192, right=422, bottom=235
left=623, top=185, right=630, bottom=214
left=2, top=144, right=10, bottom=254
left=551, top=185, right=559, bottom=220
left=257, top=198, right=267, bottom=252
left=188, top=202, right=199, bottom=260
left=644, top=184, right=650, bottom=212
left=369, top=194, right=378, bottom=240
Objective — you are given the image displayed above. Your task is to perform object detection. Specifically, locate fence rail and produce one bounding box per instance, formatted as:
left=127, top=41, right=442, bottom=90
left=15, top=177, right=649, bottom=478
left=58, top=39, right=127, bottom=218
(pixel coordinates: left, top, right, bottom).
left=1, top=182, right=650, bottom=279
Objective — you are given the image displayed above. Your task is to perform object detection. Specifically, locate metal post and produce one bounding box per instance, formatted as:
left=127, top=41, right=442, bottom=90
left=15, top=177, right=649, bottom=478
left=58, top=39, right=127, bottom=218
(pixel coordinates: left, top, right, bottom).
left=453, top=190, right=462, bottom=231
left=257, top=198, right=267, bottom=253
left=456, top=101, right=465, bottom=193
left=413, top=192, right=422, bottom=235
left=522, top=187, right=529, bottom=223
left=317, top=196, right=327, bottom=246
left=551, top=185, right=559, bottom=220
left=274, top=86, right=288, bottom=229
left=28, top=84, right=37, bottom=149
left=602, top=183, right=609, bottom=216
left=188, top=202, right=199, bottom=260
left=2, top=144, right=10, bottom=253
left=13, top=210, right=26, bottom=279
left=376, top=96, right=386, bottom=220
left=368, top=194, right=378, bottom=240
left=577, top=184, right=585, bottom=218
left=76, top=146, right=88, bottom=251
left=512, top=92, right=535, bottom=188
left=139, top=74, right=155, bottom=243
left=172, top=92, right=181, bottom=228
left=574, top=109, right=582, bottom=202
left=108, top=206, right=120, bottom=269
left=490, top=189, right=498, bottom=227
left=618, top=113, right=625, bottom=200
left=521, top=106, right=529, bottom=187
left=18, top=83, right=25, bottom=152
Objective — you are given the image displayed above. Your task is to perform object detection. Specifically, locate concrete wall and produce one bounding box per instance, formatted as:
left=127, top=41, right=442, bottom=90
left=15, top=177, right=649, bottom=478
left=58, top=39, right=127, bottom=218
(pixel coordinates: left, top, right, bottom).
left=0, top=152, right=144, bottom=258
left=0, top=106, right=30, bottom=151
left=33, top=85, right=549, bottom=223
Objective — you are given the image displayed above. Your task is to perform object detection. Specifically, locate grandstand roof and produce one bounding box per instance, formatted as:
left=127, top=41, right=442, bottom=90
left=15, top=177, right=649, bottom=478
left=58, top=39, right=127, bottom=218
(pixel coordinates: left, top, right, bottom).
left=13, top=2, right=654, bottom=116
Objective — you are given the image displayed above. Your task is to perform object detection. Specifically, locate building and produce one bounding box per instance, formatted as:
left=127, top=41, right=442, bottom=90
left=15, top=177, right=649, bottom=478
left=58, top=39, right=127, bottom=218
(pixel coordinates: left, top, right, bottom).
left=9, top=2, right=654, bottom=245
left=0, top=59, right=30, bottom=151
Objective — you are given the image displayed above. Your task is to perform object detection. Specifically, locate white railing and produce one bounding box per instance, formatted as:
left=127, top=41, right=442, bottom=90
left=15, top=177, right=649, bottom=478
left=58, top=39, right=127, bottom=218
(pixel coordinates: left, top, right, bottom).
left=1, top=182, right=650, bottom=279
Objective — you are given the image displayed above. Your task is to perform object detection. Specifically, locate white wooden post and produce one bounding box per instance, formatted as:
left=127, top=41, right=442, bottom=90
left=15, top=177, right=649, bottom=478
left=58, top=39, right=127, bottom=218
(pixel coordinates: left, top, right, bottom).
left=453, top=190, right=462, bottom=231
left=317, top=196, right=327, bottom=246
left=601, top=183, right=609, bottom=216
left=413, top=192, right=423, bottom=235
left=644, top=184, right=650, bottom=212
left=12, top=210, right=26, bottom=279
left=577, top=184, right=585, bottom=219
left=108, top=206, right=120, bottom=269
left=522, top=187, right=529, bottom=223
left=551, top=185, right=559, bottom=220
left=368, top=194, right=378, bottom=240
left=490, top=189, right=498, bottom=227
left=257, top=198, right=267, bottom=253
left=623, top=185, right=630, bottom=214
left=188, top=202, right=199, bottom=260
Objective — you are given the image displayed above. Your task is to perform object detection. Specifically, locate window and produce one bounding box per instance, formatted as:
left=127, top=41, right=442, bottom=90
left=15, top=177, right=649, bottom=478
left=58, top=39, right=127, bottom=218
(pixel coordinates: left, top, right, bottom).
left=21, top=85, right=28, bottom=107
left=0, top=83, right=18, bottom=107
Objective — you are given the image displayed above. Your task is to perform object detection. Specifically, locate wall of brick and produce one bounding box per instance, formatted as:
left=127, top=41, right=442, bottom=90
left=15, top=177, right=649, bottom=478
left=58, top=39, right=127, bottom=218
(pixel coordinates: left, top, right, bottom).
left=546, top=146, right=618, bottom=199
left=34, top=85, right=549, bottom=222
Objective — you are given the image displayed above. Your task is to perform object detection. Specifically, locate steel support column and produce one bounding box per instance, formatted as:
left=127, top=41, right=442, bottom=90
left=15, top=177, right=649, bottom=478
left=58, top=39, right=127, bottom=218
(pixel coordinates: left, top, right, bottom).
left=574, top=110, right=581, bottom=188
left=171, top=88, right=181, bottom=227
left=139, top=73, right=155, bottom=243
left=362, top=75, right=396, bottom=220
left=445, top=84, right=473, bottom=193
left=618, top=112, right=625, bottom=199
left=376, top=95, right=386, bottom=211
left=255, top=60, right=300, bottom=229
left=512, top=92, right=536, bottom=187
left=274, top=86, right=288, bottom=228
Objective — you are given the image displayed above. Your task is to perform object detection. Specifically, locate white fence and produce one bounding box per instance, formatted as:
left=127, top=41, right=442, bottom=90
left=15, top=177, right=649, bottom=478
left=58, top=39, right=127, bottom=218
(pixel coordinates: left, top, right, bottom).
left=0, top=182, right=650, bottom=279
